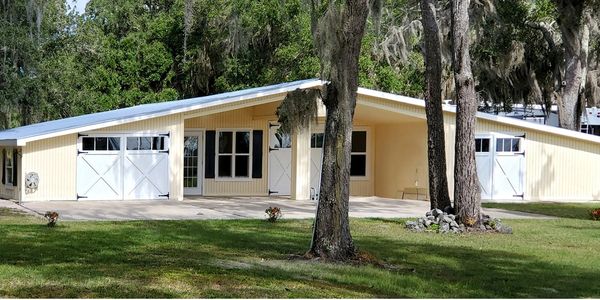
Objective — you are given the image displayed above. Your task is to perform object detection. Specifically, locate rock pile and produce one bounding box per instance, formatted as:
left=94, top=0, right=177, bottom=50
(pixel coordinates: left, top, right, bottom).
left=480, top=214, right=512, bottom=234
left=405, top=209, right=462, bottom=233
left=405, top=209, right=512, bottom=234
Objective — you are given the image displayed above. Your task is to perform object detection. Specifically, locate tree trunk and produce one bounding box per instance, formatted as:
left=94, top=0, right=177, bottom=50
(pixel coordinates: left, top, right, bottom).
left=420, top=0, right=451, bottom=210
left=450, top=0, right=481, bottom=226
left=308, top=0, right=369, bottom=261
left=554, top=0, right=587, bottom=131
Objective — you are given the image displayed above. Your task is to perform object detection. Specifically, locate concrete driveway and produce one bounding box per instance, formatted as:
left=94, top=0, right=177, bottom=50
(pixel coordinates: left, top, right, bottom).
left=16, top=196, right=551, bottom=221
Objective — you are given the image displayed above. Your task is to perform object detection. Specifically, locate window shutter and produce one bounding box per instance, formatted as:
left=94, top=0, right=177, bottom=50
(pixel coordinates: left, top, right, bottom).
left=1, top=149, right=5, bottom=185
left=205, top=131, right=216, bottom=179
left=12, top=149, right=17, bottom=186
left=252, top=130, right=263, bottom=178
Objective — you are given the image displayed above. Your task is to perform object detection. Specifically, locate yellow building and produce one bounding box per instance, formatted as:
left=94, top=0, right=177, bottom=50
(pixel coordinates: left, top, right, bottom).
left=1, top=79, right=599, bottom=203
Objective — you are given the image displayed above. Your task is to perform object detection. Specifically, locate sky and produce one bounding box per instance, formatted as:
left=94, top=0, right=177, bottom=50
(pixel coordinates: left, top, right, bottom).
left=67, top=0, right=91, bottom=14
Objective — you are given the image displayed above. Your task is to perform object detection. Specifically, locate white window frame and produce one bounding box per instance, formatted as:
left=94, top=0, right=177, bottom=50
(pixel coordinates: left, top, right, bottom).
left=216, top=129, right=253, bottom=181
left=5, top=150, right=13, bottom=186
left=350, top=129, right=369, bottom=179
left=474, top=137, right=492, bottom=154
left=125, top=135, right=170, bottom=153
left=80, top=136, right=123, bottom=153
left=311, top=126, right=370, bottom=180
left=183, top=129, right=205, bottom=194
left=494, top=136, right=524, bottom=156
left=78, top=132, right=170, bottom=153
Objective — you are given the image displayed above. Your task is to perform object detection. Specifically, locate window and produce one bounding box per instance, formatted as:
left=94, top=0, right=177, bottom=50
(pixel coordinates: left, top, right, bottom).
left=350, top=131, right=367, bottom=177
left=475, top=138, right=490, bottom=153
left=218, top=130, right=251, bottom=178
left=184, top=136, right=199, bottom=188
left=5, top=151, right=13, bottom=186
left=126, top=136, right=166, bottom=151
left=311, top=133, right=324, bottom=148
left=82, top=137, right=121, bottom=151
left=496, top=138, right=521, bottom=152
left=273, top=131, right=292, bottom=149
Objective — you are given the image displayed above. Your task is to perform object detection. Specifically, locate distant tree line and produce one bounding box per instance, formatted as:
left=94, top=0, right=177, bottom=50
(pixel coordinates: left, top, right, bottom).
left=0, top=0, right=598, bottom=130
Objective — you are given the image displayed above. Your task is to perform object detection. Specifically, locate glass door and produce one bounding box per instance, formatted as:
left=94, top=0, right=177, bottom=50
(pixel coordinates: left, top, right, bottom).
left=184, top=131, right=204, bottom=195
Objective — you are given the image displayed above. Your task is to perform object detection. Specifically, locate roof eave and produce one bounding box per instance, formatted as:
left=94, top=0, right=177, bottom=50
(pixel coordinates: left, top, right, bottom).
left=0, top=139, right=22, bottom=147
left=15, top=79, right=325, bottom=145
left=356, top=87, right=600, bottom=145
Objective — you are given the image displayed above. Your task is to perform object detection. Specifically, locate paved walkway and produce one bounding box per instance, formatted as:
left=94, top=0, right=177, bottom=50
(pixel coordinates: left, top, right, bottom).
left=13, top=196, right=552, bottom=221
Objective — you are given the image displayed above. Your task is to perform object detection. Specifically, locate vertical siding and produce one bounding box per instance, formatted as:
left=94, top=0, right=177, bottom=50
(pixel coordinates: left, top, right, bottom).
left=443, top=115, right=600, bottom=202
left=374, top=122, right=428, bottom=198
left=443, top=112, right=457, bottom=199
left=185, top=107, right=270, bottom=196
left=476, top=119, right=600, bottom=201
left=22, top=114, right=184, bottom=202
left=22, top=135, right=78, bottom=201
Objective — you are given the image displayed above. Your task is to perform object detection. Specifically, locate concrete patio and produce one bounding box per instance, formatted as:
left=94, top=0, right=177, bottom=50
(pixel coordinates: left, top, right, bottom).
left=8, top=196, right=553, bottom=221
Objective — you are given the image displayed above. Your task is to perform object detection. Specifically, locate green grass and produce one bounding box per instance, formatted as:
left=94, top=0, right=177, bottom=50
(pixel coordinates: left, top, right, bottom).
left=1, top=208, right=600, bottom=298
left=483, top=202, right=600, bottom=220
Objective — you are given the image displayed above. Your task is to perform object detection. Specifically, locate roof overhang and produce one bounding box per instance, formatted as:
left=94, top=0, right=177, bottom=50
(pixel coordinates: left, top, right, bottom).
left=357, top=87, right=600, bottom=144
left=4, top=79, right=325, bottom=146
left=0, top=139, right=20, bottom=147
left=2, top=78, right=600, bottom=147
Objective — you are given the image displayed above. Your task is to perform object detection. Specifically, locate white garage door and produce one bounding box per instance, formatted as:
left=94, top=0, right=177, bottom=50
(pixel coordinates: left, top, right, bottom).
left=77, top=134, right=169, bottom=200
left=476, top=133, right=525, bottom=201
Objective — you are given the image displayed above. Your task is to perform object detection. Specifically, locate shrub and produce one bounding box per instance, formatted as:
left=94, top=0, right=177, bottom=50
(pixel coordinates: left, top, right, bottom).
left=44, top=211, right=59, bottom=227
left=265, top=206, right=282, bottom=222
left=590, top=208, right=600, bottom=221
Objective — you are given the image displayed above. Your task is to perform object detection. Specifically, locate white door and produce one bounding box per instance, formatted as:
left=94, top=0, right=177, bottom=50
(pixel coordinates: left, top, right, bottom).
left=309, top=132, right=324, bottom=200
left=77, top=136, right=123, bottom=200
left=268, top=124, right=292, bottom=196
left=77, top=134, right=169, bottom=200
left=492, top=135, right=525, bottom=201
left=123, top=136, right=170, bottom=200
left=475, top=136, right=493, bottom=200
left=184, top=132, right=204, bottom=195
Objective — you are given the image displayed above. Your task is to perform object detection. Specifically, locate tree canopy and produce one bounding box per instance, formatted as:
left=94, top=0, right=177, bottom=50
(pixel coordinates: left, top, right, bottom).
left=0, top=0, right=598, bottom=129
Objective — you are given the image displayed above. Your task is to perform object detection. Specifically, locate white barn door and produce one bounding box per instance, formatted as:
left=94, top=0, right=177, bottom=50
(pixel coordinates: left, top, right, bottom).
left=268, top=124, right=292, bottom=196
left=77, top=137, right=123, bottom=200
left=77, top=134, right=169, bottom=201
left=475, top=133, right=525, bottom=201
left=475, top=136, right=493, bottom=200
left=309, top=132, right=324, bottom=200
left=492, top=135, right=525, bottom=200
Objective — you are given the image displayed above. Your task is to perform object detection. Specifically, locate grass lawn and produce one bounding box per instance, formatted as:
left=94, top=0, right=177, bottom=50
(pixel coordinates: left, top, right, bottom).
left=1, top=207, right=600, bottom=298
left=483, top=202, right=600, bottom=220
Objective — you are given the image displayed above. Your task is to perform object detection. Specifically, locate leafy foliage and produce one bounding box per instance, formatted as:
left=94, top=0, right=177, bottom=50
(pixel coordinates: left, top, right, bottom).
left=1, top=0, right=599, bottom=130
left=276, top=88, right=321, bottom=135
left=264, top=206, right=282, bottom=222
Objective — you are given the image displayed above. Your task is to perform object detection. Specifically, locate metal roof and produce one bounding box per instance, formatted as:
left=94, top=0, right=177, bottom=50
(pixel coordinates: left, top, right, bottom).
left=359, top=88, right=600, bottom=145
left=0, top=79, right=323, bottom=146
left=1, top=78, right=599, bottom=146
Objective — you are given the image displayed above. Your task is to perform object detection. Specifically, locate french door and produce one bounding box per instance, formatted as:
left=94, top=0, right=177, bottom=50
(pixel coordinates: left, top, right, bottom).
left=184, top=131, right=204, bottom=195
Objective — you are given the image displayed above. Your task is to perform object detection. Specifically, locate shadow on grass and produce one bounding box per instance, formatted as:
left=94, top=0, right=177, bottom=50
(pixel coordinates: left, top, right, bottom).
left=0, top=219, right=598, bottom=298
